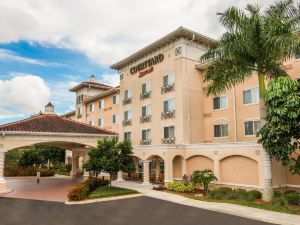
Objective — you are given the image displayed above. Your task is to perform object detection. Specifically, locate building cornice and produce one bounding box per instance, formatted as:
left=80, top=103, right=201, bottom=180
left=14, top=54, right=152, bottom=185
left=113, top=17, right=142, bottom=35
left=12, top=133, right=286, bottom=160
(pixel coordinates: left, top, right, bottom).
left=111, top=26, right=215, bottom=70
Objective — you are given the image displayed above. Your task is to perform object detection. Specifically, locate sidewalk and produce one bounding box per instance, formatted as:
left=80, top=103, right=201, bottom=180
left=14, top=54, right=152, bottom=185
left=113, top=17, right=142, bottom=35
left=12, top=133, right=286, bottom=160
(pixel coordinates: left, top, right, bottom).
left=112, top=181, right=300, bottom=225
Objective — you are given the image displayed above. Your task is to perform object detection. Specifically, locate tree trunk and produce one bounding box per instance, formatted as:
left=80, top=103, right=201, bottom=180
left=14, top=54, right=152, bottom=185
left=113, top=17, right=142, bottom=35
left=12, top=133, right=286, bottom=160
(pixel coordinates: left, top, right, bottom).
left=109, top=172, right=112, bottom=187
left=258, top=72, right=273, bottom=201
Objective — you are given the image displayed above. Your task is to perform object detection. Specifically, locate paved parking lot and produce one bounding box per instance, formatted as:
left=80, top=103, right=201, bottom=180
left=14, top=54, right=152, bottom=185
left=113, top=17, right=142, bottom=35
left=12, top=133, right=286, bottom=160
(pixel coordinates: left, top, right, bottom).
left=0, top=196, right=275, bottom=225
left=2, top=177, right=80, bottom=202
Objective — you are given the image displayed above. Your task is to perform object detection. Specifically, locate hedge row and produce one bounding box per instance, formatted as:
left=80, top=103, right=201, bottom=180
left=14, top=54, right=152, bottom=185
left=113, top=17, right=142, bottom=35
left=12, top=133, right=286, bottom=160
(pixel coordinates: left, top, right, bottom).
left=208, top=187, right=262, bottom=201
left=4, top=167, right=54, bottom=177
left=68, top=178, right=109, bottom=201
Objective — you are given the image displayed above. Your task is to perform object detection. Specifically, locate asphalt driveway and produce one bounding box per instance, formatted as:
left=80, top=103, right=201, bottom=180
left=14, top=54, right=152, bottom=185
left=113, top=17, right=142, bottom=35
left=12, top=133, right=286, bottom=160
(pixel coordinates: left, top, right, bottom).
left=0, top=196, right=275, bottom=225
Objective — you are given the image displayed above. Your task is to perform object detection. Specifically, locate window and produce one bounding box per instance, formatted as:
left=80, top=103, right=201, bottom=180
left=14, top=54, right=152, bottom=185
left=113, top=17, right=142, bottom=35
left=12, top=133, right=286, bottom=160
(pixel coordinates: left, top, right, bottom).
left=98, top=99, right=105, bottom=109
left=163, top=99, right=175, bottom=112
left=124, top=132, right=131, bottom=141
left=214, top=124, right=228, bottom=137
left=163, top=74, right=175, bottom=87
left=164, top=126, right=175, bottom=138
left=76, top=94, right=84, bottom=105
left=125, top=89, right=132, bottom=99
left=98, top=118, right=104, bottom=127
left=113, top=95, right=119, bottom=104
left=124, top=110, right=132, bottom=121
left=142, top=82, right=151, bottom=94
left=89, top=103, right=94, bottom=112
left=244, top=121, right=260, bottom=136
left=243, top=87, right=259, bottom=105
left=89, top=120, right=94, bottom=126
left=112, top=113, right=119, bottom=124
left=142, top=129, right=151, bottom=140
left=142, top=105, right=151, bottom=117
left=77, top=107, right=82, bottom=116
left=213, top=96, right=227, bottom=110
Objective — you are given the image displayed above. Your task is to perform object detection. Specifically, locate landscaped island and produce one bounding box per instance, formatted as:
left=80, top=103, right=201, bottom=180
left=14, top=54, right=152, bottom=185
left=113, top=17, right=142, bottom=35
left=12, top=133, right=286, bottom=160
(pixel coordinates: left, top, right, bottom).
left=68, top=178, right=137, bottom=202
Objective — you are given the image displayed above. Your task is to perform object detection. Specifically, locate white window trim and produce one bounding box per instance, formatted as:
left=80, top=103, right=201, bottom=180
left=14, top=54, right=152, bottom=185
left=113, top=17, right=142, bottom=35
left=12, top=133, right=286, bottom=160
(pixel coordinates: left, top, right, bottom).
left=213, top=123, right=229, bottom=138
left=243, top=87, right=259, bottom=106
left=212, top=95, right=228, bottom=111
left=244, top=119, right=260, bottom=137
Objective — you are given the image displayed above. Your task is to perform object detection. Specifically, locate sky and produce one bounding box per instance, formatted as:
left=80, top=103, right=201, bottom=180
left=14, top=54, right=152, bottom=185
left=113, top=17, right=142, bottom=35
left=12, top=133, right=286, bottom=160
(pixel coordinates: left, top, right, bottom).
left=0, top=0, right=276, bottom=124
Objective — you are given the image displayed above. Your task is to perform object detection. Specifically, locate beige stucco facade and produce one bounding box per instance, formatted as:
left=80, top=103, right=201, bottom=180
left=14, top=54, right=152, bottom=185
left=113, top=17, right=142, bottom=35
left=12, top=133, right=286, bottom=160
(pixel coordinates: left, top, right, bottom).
left=1, top=27, right=299, bottom=196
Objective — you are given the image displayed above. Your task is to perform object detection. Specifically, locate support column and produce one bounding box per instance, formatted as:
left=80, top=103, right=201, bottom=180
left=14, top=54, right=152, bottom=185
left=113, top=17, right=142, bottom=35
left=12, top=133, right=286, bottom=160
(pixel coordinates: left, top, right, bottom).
left=262, top=151, right=273, bottom=201
left=116, top=171, right=124, bottom=181
left=142, top=160, right=151, bottom=185
left=0, top=152, right=10, bottom=193
left=82, top=150, right=90, bottom=181
left=70, top=153, right=78, bottom=179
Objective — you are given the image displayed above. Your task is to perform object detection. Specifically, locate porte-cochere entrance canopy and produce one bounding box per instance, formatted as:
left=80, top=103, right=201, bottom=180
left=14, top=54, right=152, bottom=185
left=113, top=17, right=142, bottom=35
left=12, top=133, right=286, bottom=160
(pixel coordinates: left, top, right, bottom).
left=0, top=112, right=118, bottom=193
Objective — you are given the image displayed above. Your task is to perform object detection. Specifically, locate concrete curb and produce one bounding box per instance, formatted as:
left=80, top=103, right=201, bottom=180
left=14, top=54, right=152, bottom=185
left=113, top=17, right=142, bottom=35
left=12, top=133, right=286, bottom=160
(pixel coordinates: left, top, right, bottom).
left=111, top=182, right=300, bottom=225
left=65, top=193, right=144, bottom=205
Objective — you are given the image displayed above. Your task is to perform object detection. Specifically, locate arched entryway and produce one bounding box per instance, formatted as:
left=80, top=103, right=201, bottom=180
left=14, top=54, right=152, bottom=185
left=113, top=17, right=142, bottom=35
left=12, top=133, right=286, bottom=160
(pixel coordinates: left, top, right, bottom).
left=172, top=155, right=184, bottom=179
left=148, top=155, right=164, bottom=184
left=0, top=112, right=117, bottom=193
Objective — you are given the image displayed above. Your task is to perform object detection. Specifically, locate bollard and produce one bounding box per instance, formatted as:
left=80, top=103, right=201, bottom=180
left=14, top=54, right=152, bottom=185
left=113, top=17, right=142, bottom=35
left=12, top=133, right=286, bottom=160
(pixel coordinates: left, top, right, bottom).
left=37, top=171, right=40, bottom=184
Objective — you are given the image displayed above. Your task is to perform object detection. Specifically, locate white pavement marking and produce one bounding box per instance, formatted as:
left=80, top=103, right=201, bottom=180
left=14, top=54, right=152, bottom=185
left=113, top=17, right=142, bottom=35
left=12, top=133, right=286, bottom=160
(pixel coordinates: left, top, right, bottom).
left=112, top=181, right=300, bottom=225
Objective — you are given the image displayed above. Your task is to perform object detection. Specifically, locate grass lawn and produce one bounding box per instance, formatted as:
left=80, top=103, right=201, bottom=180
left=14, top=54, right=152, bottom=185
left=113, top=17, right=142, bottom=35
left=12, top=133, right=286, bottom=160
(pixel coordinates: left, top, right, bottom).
left=88, top=186, right=138, bottom=199
left=175, top=192, right=300, bottom=215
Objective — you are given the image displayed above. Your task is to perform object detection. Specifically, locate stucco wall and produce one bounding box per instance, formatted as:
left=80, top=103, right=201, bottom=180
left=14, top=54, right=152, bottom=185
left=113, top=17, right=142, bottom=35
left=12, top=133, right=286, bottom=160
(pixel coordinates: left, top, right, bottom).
left=186, top=155, right=214, bottom=176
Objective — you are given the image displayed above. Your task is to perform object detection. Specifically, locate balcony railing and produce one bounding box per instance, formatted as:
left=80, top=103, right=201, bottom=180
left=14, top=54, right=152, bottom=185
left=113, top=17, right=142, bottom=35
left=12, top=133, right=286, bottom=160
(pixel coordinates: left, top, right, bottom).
left=140, top=139, right=152, bottom=145
left=161, top=83, right=175, bottom=94
left=161, top=137, right=176, bottom=144
left=140, top=115, right=151, bottom=123
left=123, top=98, right=132, bottom=105
left=161, top=110, right=175, bottom=120
left=122, top=119, right=132, bottom=127
left=140, top=91, right=151, bottom=100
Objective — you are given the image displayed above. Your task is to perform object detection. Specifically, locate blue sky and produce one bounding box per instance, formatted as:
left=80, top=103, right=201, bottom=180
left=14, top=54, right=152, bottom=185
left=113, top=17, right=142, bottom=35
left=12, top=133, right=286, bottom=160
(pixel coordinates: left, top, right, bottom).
left=0, top=41, right=118, bottom=124
left=0, top=0, right=274, bottom=125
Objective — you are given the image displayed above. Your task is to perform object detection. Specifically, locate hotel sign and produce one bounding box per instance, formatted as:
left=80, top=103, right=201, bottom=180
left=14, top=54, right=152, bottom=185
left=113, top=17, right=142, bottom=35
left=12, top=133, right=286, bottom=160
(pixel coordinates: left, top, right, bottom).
left=130, top=53, right=164, bottom=77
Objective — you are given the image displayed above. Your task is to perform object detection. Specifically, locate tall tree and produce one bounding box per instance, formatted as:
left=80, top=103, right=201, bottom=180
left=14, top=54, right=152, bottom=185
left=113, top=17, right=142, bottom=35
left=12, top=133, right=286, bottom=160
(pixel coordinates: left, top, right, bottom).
left=84, top=138, right=135, bottom=187
left=258, top=77, right=300, bottom=174
left=200, top=0, right=300, bottom=199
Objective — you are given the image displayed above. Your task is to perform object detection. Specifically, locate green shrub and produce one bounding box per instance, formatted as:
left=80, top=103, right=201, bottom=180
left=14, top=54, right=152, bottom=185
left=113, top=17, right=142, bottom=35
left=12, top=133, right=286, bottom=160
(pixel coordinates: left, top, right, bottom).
left=68, top=178, right=109, bottom=201
left=248, top=190, right=262, bottom=200
left=68, top=184, right=89, bottom=201
left=235, top=188, right=248, bottom=200
left=167, top=181, right=194, bottom=192
left=272, top=195, right=288, bottom=207
left=284, top=191, right=299, bottom=205
left=4, top=167, right=54, bottom=177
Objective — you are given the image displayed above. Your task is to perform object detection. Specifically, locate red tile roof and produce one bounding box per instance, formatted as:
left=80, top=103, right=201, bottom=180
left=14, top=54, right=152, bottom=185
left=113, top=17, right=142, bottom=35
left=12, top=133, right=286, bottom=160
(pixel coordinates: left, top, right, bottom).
left=0, top=114, right=118, bottom=135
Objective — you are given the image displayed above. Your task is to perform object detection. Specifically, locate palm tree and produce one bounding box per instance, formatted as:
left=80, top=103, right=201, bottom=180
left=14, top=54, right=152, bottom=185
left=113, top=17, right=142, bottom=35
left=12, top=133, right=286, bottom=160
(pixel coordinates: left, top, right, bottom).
left=200, top=0, right=300, bottom=201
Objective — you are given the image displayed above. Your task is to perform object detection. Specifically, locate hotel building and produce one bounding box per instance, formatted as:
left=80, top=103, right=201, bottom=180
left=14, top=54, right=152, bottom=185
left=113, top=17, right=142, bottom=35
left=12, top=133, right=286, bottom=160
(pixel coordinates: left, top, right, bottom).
left=65, top=27, right=300, bottom=198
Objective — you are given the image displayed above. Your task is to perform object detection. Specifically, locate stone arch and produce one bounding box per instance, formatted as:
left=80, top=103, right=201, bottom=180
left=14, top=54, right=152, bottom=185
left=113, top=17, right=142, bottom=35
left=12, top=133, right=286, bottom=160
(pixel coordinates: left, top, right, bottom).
left=220, top=155, right=259, bottom=185
left=186, top=155, right=214, bottom=176
left=147, top=155, right=165, bottom=184
left=173, top=155, right=184, bottom=179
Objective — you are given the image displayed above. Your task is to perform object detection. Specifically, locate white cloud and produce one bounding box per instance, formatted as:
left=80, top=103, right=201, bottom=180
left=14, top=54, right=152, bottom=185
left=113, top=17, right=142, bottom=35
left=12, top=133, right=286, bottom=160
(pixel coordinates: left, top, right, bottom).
left=0, top=49, right=65, bottom=67
left=0, top=75, right=50, bottom=115
left=0, top=109, right=24, bottom=119
left=0, top=0, right=276, bottom=65
left=100, top=74, right=120, bottom=87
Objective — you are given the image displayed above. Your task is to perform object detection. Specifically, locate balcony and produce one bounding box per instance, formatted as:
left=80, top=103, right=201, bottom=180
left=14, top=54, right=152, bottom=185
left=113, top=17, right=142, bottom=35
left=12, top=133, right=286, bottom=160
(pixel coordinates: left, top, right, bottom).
left=161, top=137, right=176, bottom=144
left=122, top=119, right=132, bottom=127
left=140, top=91, right=151, bottom=100
left=161, top=83, right=175, bottom=94
left=123, top=98, right=132, bottom=105
left=140, top=139, right=152, bottom=145
left=140, top=115, right=151, bottom=123
left=161, top=110, right=175, bottom=120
